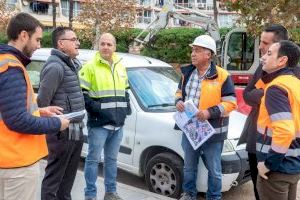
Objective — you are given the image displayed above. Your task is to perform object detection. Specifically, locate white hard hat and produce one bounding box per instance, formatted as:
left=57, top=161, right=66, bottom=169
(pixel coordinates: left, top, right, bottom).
left=190, top=35, right=216, bottom=54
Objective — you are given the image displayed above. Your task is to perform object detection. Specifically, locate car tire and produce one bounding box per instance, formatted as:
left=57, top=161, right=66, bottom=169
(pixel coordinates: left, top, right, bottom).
left=145, top=152, right=183, bottom=198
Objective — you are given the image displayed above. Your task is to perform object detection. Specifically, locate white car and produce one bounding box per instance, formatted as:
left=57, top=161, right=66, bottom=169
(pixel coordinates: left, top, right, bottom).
left=28, top=48, right=250, bottom=198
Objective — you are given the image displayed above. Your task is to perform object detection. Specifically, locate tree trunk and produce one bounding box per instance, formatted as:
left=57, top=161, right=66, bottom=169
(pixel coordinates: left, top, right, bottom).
left=213, top=0, right=218, bottom=26
left=52, top=0, right=56, bottom=28
left=69, top=0, right=74, bottom=28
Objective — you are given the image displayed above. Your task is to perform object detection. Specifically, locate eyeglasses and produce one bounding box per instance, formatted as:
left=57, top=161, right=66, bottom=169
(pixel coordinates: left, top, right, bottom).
left=59, top=38, right=79, bottom=42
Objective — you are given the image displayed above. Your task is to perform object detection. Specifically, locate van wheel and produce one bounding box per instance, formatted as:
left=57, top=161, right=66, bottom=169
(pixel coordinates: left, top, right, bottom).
left=145, top=152, right=183, bottom=198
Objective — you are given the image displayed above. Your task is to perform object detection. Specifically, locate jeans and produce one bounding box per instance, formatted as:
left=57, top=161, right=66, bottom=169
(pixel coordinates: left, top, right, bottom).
left=181, top=134, right=224, bottom=200
left=42, top=133, right=83, bottom=200
left=84, top=127, right=123, bottom=198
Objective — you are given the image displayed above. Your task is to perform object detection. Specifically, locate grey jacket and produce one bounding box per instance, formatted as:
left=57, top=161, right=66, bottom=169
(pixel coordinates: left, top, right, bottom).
left=37, top=49, right=85, bottom=138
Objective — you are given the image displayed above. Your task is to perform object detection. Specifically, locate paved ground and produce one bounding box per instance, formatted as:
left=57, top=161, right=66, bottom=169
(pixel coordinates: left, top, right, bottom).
left=38, top=161, right=173, bottom=200
left=38, top=161, right=300, bottom=200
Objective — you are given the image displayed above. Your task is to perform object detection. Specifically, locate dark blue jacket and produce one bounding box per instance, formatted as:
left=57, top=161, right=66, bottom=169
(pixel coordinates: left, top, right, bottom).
left=0, top=44, right=61, bottom=134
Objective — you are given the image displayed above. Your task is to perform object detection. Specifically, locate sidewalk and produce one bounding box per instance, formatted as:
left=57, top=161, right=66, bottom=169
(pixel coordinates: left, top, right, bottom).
left=38, top=161, right=174, bottom=200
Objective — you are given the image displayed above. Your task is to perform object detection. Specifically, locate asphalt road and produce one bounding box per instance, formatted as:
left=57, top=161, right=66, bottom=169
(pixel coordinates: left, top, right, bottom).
left=78, top=160, right=300, bottom=200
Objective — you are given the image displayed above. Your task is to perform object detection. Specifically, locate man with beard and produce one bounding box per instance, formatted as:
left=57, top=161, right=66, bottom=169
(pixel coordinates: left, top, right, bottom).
left=238, top=24, right=289, bottom=200
left=0, top=13, right=69, bottom=200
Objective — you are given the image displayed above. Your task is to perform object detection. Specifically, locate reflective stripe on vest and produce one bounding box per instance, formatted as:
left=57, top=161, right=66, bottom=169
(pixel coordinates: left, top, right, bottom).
left=256, top=143, right=300, bottom=157
left=101, top=102, right=127, bottom=109
left=88, top=90, right=125, bottom=98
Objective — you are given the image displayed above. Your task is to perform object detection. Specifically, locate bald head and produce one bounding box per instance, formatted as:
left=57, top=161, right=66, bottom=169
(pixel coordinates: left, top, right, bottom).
left=98, top=33, right=116, bottom=63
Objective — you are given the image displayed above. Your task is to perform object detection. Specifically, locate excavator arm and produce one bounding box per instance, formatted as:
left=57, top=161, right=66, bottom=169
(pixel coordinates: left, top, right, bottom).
left=130, top=0, right=221, bottom=55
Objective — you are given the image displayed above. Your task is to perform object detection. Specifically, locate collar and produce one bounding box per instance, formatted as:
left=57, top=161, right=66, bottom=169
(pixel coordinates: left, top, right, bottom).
left=182, top=62, right=218, bottom=80
left=95, top=52, right=122, bottom=67
left=261, top=67, right=294, bottom=84
left=51, top=49, right=81, bottom=70
left=0, top=44, right=31, bottom=67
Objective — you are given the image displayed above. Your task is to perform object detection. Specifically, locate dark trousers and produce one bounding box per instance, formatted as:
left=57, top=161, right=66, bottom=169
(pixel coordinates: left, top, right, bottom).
left=41, top=133, right=83, bottom=200
left=257, top=172, right=300, bottom=200
left=248, top=152, right=260, bottom=200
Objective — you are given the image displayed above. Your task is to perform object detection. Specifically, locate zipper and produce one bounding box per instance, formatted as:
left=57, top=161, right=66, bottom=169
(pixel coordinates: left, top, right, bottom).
left=111, top=62, right=117, bottom=130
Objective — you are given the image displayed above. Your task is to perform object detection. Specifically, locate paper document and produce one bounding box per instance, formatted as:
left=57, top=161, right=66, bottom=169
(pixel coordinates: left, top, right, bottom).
left=174, top=100, right=216, bottom=150
left=59, top=110, right=86, bottom=120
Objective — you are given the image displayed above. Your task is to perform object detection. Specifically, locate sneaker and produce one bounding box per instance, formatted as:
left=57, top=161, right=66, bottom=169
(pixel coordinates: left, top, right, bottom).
left=104, top=192, right=123, bottom=200
left=178, top=192, right=196, bottom=200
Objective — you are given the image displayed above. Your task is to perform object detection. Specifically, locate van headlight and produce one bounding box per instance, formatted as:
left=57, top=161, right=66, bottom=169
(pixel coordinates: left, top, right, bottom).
left=222, top=139, right=235, bottom=153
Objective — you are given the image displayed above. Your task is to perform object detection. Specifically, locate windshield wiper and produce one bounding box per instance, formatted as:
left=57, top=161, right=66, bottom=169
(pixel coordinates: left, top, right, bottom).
left=147, top=103, right=174, bottom=108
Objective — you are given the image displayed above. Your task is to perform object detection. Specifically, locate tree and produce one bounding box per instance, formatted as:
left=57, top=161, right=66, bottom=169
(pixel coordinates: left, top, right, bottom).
left=75, top=0, right=136, bottom=48
left=0, top=0, right=15, bottom=34
left=52, top=0, right=56, bottom=28
left=213, top=0, right=218, bottom=26
left=225, top=0, right=300, bottom=39
left=69, top=0, right=74, bottom=28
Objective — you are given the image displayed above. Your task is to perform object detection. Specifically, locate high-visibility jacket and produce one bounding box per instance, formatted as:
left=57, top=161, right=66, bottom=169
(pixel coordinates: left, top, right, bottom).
left=256, top=73, right=300, bottom=174
left=79, top=52, right=130, bottom=127
left=0, top=54, right=48, bottom=168
left=175, top=63, right=237, bottom=143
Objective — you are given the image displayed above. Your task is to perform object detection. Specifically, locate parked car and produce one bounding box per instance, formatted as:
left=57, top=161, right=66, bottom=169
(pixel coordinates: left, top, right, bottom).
left=28, top=48, right=250, bottom=198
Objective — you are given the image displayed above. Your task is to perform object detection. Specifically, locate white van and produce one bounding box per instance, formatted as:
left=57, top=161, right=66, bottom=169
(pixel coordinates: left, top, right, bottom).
left=28, top=48, right=250, bottom=198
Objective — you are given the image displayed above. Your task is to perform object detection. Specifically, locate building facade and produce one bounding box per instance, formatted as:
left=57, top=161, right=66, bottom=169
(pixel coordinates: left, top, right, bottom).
left=6, top=0, right=238, bottom=29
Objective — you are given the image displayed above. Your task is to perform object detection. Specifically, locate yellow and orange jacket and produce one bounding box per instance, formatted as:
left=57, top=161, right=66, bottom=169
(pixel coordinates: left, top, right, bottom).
left=175, top=63, right=237, bottom=143
left=256, top=68, right=300, bottom=174
left=0, top=46, right=60, bottom=168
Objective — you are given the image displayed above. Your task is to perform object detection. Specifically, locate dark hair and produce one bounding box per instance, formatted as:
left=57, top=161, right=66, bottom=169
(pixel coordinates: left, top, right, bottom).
left=52, top=26, right=73, bottom=49
left=6, top=12, right=43, bottom=41
left=278, top=40, right=300, bottom=68
left=264, top=24, right=289, bottom=42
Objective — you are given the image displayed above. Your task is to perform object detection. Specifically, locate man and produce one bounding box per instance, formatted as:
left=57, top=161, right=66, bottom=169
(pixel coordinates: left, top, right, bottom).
left=255, top=40, right=300, bottom=200
left=0, top=13, right=69, bottom=200
left=175, top=35, right=237, bottom=200
left=238, top=24, right=289, bottom=200
left=38, top=27, right=85, bottom=200
left=79, top=33, right=130, bottom=200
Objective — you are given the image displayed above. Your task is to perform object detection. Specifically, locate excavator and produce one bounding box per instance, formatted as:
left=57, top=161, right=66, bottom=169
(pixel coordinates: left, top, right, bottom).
left=130, top=0, right=260, bottom=87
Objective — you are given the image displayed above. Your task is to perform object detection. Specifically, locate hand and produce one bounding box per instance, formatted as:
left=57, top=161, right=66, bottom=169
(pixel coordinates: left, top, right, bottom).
left=257, top=161, right=270, bottom=180
left=58, top=117, right=70, bottom=131
left=176, top=100, right=185, bottom=112
left=39, top=106, right=63, bottom=117
left=196, top=109, right=210, bottom=121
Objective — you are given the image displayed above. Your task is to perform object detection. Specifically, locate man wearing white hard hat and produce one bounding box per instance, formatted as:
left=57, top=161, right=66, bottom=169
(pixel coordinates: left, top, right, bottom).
left=175, top=35, right=237, bottom=200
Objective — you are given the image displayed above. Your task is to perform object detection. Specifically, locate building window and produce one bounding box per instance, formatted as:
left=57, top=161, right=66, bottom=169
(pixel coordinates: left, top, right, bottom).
left=61, top=0, right=81, bottom=17
left=6, top=0, right=17, bottom=9
left=137, top=10, right=152, bottom=24
left=138, top=0, right=151, bottom=6
left=30, top=1, right=49, bottom=14
left=175, top=0, right=191, bottom=8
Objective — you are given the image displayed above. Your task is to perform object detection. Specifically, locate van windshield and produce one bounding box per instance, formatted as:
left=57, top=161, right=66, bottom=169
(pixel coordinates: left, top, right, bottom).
left=127, top=67, right=180, bottom=112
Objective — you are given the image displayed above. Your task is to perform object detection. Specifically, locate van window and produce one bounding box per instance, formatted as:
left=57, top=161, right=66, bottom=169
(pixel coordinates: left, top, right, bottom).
left=27, top=61, right=45, bottom=90
left=128, top=67, right=179, bottom=112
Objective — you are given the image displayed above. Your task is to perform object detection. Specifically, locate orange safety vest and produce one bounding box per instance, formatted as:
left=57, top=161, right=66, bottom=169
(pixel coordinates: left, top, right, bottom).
left=0, top=54, right=48, bottom=168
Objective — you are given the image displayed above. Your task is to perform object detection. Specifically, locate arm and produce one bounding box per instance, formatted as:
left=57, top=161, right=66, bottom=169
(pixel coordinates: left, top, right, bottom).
left=264, top=86, right=294, bottom=171
left=0, top=68, right=61, bottom=134
left=37, top=63, right=63, bottom=107
left=243, top=65, right=264, bottom=106
left=175, top=74, right=184, bottom=105
left=208, top=75, right=237, bottom=119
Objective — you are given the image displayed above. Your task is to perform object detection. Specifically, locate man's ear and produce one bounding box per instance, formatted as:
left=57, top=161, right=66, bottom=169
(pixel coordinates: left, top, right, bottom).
left=19, top=30, right=29, bottom=42
left=279, top=55, right=288, bottom=67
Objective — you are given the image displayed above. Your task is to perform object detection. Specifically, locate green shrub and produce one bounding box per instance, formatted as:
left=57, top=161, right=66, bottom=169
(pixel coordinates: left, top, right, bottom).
left=141, top=27, right=204, bottom=63
left=0, top=32, right=8, bottom=44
